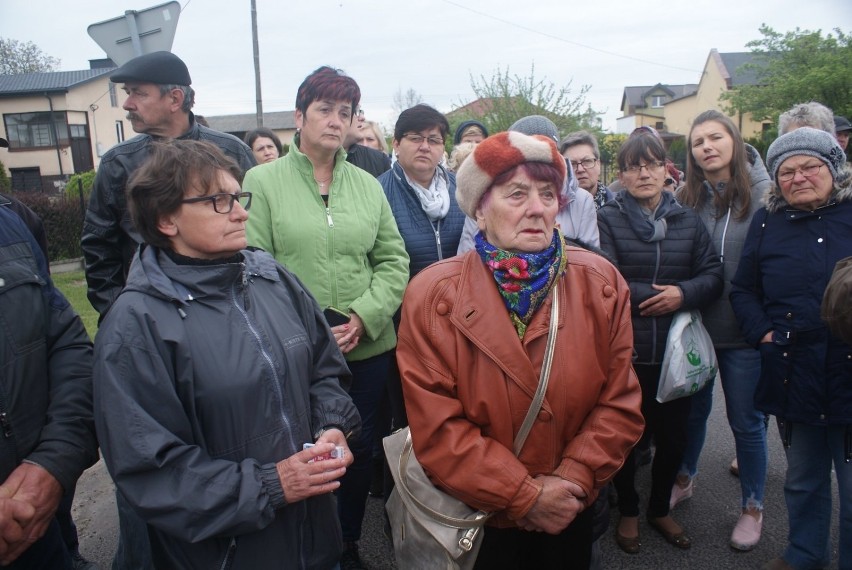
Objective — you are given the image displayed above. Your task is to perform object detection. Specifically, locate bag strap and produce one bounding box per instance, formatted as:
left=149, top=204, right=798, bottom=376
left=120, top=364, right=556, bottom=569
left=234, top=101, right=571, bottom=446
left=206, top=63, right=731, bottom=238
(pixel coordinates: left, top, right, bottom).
left=395, top=285, right=561, bottom=529
left=513, top=286, right=559, bottom=456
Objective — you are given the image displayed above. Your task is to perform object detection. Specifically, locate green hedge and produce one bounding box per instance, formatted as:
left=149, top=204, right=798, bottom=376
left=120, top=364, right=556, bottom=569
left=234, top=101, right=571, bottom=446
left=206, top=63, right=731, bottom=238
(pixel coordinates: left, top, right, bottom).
left=14, top=193, right=84, bottom=261
left=64, top=170, right=96, bottom=200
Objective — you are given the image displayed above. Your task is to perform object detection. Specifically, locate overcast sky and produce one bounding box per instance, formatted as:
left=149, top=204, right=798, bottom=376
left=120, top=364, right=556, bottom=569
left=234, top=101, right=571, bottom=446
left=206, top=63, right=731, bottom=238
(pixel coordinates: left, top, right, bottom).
left=2, top=0, right=849, bottom=132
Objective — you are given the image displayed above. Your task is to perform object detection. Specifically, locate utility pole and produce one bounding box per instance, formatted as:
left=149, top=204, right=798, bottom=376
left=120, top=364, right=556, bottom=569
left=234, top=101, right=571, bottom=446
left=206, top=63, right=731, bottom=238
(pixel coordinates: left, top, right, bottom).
left=251, top=0, right=263, bottom=127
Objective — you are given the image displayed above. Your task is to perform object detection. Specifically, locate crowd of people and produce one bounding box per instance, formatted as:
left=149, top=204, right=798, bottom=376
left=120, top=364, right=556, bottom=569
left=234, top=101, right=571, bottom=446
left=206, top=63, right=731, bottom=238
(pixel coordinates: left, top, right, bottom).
left=0, top=50, right=850, bottom=570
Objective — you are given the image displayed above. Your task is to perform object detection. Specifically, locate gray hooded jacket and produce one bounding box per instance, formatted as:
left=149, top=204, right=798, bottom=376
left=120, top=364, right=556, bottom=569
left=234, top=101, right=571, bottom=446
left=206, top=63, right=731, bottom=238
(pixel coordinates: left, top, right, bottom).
left=94, top=246, right=360, bottom=570
left=680, top=145, right=771, bottom=348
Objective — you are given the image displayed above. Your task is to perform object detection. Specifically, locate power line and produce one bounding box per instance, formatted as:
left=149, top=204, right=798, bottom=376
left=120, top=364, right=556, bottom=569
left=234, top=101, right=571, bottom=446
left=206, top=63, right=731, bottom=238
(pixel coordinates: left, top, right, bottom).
left=440, top=0, right=703, bottom=74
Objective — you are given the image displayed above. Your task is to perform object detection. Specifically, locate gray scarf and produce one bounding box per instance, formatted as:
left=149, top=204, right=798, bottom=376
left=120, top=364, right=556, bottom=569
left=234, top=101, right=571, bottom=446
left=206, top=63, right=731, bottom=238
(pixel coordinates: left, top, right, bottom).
left=404, top=166, right=450, bottom=222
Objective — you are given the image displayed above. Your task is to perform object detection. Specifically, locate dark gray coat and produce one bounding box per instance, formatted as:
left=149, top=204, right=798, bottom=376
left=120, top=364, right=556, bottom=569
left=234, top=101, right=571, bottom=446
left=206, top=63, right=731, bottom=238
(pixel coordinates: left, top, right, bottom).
left=94, top=246, right=359, bottom=570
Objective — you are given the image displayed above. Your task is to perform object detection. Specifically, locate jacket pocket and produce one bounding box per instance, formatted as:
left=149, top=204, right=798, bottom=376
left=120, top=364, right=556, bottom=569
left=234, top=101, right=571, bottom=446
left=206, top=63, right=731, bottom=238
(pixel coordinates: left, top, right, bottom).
left=0, top=245, right=47, bottom=353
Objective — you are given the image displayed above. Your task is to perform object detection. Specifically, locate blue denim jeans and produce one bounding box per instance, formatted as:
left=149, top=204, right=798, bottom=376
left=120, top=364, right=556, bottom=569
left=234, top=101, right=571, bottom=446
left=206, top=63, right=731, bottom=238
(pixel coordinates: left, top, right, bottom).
left=781, top=422, right=852, bottom=570
left=680, top=348, right=767, bottom=509
left=337, top=351, right=392, bottom=543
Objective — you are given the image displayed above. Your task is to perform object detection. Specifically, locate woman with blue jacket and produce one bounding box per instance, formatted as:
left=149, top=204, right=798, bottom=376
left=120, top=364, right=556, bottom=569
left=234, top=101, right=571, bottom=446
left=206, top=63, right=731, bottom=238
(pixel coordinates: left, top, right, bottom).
left=731, top=128, right=852, bottom=570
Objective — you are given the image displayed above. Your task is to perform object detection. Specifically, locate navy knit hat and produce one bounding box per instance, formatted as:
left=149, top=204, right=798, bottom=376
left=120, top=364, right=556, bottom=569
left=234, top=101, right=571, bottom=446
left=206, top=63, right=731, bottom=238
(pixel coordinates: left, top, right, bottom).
left=453, top=120, right=488, bottom=146
left=111, top=51, right=192, bottom=85
left=766, top=127, right=846, bottom=182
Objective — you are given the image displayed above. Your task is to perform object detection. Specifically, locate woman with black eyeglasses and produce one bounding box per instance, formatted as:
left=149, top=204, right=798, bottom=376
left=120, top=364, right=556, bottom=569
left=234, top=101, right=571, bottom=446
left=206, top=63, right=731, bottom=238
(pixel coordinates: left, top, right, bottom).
left=93, top=139, right=361, bottom=569
left=597, top=133, right=722, bottom=554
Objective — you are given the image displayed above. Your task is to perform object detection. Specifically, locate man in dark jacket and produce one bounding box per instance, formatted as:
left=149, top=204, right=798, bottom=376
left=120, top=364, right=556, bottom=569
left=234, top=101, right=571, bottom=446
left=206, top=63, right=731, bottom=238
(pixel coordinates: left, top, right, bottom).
left=0, top=207, right=98, bottom=569
left=343, top=107, right=391, bottom=177
left=81, top=51, right=255, bottom=321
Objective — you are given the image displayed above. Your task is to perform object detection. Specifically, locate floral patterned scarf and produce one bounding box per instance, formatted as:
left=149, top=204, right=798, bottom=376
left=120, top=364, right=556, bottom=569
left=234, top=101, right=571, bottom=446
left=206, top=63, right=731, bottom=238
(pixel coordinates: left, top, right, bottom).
left=475, top=229, right=567, bottom=338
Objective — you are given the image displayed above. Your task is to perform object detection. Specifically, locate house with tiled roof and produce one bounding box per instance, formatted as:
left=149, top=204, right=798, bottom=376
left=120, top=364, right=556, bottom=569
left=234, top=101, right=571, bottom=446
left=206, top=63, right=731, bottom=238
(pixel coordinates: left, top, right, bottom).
left=0, top=59, right=131, bottom=192
left=617, top=50, right=772, bottom=141
left=616, top=84, right=699, bottom=134
left=664, top=49, right=772, bottom=139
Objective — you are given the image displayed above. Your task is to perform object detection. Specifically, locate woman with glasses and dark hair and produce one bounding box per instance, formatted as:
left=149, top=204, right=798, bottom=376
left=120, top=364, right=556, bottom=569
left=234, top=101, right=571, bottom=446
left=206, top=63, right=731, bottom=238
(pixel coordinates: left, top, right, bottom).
left=597, top=134, right=722, bottom=554
left=243, top=66, right=409, bottom=568
left=93, top=139, right=360, bottom=570
left=670, top=110, right=772, bottom=551
left=244, top=127, right=284, bottom=164
left=731, top=128, right=852, bottom=570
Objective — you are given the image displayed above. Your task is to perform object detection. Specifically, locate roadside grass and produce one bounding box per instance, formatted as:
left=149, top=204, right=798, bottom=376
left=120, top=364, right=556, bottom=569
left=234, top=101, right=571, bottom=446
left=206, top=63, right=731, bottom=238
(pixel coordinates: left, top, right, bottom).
left=52, top=270, right=99, bottom=339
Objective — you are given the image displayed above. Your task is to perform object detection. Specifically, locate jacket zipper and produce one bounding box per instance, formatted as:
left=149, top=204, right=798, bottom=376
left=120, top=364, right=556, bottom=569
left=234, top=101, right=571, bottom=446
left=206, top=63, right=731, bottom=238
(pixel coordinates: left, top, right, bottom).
left=231, top=275, right=298, bottom=454
left=651, top=241, right=662, bottom=361
left=433, top=219, right=443, bottom=261
left=218, top=537, right=237, bottom=570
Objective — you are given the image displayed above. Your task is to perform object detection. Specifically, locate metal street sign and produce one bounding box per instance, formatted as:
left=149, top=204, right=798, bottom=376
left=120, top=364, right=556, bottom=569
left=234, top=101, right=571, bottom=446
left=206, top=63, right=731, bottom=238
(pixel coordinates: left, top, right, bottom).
left=87, top=1, right=181, bottom=66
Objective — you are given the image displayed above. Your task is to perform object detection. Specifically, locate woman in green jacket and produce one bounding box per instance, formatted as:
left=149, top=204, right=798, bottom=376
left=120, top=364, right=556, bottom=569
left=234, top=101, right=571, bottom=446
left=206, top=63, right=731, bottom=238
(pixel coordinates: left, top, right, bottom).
left=243, top=66, right=409, bottom=569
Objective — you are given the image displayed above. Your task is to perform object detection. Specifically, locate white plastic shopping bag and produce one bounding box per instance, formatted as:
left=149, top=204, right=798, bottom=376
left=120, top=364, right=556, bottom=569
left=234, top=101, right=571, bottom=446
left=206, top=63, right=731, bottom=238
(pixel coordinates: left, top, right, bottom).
left=656, top=311, right=718, bottom=403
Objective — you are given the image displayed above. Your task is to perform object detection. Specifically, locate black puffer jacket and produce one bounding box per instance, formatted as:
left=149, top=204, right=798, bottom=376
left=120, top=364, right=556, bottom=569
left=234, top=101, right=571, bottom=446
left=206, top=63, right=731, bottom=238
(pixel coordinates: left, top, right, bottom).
left=82, top=114, right=255, bottom=318
left=597, top=191, right=723, bottom=363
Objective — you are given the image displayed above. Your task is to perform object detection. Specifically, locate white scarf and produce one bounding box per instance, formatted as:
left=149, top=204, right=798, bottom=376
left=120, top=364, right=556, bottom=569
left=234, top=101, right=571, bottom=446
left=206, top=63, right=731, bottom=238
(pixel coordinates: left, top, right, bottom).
left=403, top=167, right=450, bottom=222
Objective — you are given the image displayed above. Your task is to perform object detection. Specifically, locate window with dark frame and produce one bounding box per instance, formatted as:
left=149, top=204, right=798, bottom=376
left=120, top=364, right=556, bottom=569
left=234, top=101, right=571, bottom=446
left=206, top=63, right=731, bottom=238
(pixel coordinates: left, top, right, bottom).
left=115, top=120, right=125, bottom=143
left=2, top=112, right=70, bottom=149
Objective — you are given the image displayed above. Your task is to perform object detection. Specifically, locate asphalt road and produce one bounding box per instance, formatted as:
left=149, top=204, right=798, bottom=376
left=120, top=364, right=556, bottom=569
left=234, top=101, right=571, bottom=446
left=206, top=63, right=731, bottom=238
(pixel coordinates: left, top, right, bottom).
left=73, top=380, right=842, bottom=569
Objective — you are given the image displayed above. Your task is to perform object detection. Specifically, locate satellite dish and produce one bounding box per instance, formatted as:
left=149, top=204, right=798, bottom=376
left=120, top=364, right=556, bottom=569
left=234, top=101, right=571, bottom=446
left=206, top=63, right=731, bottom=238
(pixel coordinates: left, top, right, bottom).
left=87, top=1, right=181, bottom=66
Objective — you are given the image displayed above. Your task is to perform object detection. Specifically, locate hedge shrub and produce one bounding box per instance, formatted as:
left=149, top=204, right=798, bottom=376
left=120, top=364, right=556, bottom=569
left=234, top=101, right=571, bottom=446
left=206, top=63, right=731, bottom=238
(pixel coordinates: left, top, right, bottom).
left=64, top=170, right=96, bottom=200
left=14, top=193, right=84, bottom=261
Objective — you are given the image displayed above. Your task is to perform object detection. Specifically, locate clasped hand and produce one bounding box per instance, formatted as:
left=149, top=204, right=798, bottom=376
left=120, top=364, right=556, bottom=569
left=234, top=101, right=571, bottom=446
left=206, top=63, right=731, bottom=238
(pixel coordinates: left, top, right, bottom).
left=638, top=284, right=683, bottom=317
left=330, top=313, right=365, bottom=354
left=0, top=462, right=63, bottom=565
left=516, top=475, right=585, bottom=535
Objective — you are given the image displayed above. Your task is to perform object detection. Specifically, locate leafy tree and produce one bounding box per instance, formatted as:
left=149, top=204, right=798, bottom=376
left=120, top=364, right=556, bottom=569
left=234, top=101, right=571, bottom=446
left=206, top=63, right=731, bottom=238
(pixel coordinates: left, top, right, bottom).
left=449, top=64, right=597, bottom=143
left=0, top=37, right=60, bottom=75
left=721, top=25, right=852, bottom=122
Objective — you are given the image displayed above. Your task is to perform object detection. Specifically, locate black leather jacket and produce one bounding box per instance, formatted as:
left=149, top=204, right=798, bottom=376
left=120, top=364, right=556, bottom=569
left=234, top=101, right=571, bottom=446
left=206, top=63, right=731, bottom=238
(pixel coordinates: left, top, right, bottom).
left=0, top=208, right=97, bottom=493
left=81, top=115, right=255, bottom=318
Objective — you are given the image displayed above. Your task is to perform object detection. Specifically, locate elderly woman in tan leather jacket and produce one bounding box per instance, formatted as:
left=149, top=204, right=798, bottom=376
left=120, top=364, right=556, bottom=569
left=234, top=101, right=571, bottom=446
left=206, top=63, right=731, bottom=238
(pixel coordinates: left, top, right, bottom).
left=396, top=132, right=644, bottom=569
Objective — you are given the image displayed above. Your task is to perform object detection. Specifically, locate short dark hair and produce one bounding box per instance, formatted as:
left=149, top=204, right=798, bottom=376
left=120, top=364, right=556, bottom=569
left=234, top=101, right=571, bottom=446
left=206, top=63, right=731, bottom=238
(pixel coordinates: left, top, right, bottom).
left=617, top=132, right=667, bottom=171
left=394, top=104, right=450, bottom=142
left=244, top=128, right=283, bottom=155
left=295, top=66, right=361, bottom=118
left=127, top=140, right=243, bottom=249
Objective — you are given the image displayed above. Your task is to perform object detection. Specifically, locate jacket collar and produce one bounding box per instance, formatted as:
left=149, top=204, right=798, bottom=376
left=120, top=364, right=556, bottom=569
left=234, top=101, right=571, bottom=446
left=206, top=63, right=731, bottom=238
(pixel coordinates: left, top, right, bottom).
left=126, top=245, right=280, bottom=306
left=450, top=251, right=561, bottom=399
left=291, top=132, right=348, bottom=177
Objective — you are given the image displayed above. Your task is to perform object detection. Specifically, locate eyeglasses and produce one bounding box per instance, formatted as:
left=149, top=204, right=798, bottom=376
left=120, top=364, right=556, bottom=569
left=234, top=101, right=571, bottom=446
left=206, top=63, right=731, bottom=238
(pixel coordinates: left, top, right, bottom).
left=622, top=161, right=666, bottom=175
left=402, top=133, right=444, bottom=147
left=570, top=158, right=598, bottom=171
left=777, top=163, right=824, bottom=183
left=181, top=192, right=252, bottom=214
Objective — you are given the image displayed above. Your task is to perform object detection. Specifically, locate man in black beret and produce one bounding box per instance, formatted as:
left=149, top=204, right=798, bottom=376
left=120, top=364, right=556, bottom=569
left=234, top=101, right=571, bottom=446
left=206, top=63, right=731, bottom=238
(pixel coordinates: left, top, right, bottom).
left=80, top=51, right=255, bottom=570
left=82, top=51, right=255, bottom=318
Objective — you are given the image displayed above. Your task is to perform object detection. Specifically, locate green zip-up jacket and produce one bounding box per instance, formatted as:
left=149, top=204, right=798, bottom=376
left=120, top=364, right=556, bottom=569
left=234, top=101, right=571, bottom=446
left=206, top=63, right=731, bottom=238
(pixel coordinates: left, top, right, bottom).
left=244, top=137, right=409, bottom=361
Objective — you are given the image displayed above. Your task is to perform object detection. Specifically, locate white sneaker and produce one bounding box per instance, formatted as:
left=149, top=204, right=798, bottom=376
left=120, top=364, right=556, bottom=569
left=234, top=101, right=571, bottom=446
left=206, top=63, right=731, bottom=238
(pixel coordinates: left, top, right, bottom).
left=730, top=512, right=763, bottom=551
left=669, top=477, right=693, bottom=510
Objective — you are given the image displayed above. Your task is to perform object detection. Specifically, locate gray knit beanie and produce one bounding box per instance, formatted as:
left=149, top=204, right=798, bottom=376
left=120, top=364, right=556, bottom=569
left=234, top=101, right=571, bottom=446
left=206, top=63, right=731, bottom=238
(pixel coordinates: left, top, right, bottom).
left=766, top=127, right=847, bottom=182
left=509, top=115, right=560, bottom=143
